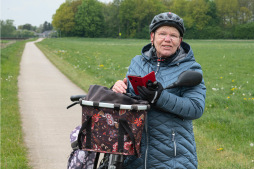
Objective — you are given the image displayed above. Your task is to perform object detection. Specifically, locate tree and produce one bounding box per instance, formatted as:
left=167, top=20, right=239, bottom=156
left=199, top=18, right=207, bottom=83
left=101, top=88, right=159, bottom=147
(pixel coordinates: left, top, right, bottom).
left=119, top=0, right=138, bottom=37
left=215, top=0, right=239, bottom=27
left=206, top=0, right=220, bottom=26
left=234, top=21, right=254, bottom=39
left=170, top=0, right=193, bottom=28
left=187, top=0, right=211, bottom=30
left=238, top=7, right=252, bottom=24
left=23, top=24, right=32, bottom=30
left=0, top=20, right=16, bottom=38
left=237, top=0, right=253, bottom=24
left=134, top=0, right=167, bottom=38
left=15, top=29, right=35, bottom=38
left=18, top=23, right=37, bottom=31
left=75, top=0, right=104, bottom=37
left=41, top=21, right=53, bottom=32
left=102, top=0, right=122, bottom=37
left=119, top=0, right=166, bottom=38
left=52, top=0, right=80, bottom=36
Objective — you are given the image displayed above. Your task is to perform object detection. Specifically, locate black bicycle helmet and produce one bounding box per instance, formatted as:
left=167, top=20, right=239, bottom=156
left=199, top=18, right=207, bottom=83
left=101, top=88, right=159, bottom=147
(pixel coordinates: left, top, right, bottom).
left=149, top=12, right=185, bottom=37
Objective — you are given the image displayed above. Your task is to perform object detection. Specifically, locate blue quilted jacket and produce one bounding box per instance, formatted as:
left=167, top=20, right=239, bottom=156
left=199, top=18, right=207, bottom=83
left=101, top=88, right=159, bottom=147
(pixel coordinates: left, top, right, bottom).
left=123, top=42, right=206, bottom=169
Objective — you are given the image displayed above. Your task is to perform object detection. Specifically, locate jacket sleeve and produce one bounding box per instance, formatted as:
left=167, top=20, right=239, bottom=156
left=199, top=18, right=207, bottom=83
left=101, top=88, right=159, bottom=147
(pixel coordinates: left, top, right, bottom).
left=155, top=71, right=206, bottom=120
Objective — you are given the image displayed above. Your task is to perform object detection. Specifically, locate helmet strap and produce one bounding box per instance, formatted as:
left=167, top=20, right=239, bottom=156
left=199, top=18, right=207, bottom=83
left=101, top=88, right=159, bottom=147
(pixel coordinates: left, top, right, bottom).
left=152, top=44, right=157, bottom=58
left=151, top=32, right=158, bottom=57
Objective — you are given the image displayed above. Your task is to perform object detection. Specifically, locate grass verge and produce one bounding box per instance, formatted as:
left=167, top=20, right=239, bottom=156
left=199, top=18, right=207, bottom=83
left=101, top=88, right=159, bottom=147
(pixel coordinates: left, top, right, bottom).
left=1, top=39, right=34, bottom=169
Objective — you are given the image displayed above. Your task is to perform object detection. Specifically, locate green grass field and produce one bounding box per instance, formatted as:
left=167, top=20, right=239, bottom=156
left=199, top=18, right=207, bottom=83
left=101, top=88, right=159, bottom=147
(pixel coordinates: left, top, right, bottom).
left=37, top=38, right=254, bottom=168
left=1, top=40, right=33, bottom=169
left=0, top=40, right=10, bottom=43
left=36, top=38, right=149, bottom=90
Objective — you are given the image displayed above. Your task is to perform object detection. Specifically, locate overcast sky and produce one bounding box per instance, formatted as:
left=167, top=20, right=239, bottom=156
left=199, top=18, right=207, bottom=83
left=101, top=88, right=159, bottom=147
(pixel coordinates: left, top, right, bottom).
left=1, top=0, right=112, bottom=27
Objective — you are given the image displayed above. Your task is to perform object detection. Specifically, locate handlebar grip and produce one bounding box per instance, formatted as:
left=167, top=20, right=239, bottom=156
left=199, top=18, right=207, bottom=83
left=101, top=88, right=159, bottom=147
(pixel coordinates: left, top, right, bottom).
left=70, top=95, right=86, bottom=102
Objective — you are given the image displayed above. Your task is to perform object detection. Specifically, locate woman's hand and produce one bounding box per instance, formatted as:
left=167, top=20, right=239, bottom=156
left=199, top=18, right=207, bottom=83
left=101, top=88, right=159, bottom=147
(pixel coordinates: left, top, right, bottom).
left=112, top=78, right=127, bottom=93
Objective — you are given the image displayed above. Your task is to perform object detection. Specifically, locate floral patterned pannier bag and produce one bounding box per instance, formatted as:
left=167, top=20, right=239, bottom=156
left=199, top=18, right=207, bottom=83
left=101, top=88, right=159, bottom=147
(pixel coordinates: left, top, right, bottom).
left=77, top=85, right=149, bottom=157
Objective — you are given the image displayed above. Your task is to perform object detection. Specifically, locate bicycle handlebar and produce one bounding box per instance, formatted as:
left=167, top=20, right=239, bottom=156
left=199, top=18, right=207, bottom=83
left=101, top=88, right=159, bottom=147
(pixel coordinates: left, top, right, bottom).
left=70, top=95, right=86, bottom=102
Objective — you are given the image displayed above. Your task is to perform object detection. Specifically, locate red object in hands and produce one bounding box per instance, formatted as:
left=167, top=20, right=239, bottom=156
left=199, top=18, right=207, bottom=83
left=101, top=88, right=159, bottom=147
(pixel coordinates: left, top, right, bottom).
left=128, top=71, right=156, bottom=95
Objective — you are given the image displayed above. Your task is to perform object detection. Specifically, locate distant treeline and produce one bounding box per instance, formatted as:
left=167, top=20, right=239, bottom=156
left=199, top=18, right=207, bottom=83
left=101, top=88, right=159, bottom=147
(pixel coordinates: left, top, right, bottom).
left=0, top=20, right=53, bottom=38
left=52, top=0, right=254, bottom=39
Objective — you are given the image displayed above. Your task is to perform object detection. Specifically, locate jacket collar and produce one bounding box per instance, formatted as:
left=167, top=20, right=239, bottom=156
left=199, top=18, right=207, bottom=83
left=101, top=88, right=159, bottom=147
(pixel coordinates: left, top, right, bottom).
left=141, top=41, right=193, bottom=65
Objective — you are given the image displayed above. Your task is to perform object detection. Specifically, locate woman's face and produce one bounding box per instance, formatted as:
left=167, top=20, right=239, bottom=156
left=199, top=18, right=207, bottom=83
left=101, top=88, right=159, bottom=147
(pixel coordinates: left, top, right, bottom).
left=151, top=26, right=182, bottom=58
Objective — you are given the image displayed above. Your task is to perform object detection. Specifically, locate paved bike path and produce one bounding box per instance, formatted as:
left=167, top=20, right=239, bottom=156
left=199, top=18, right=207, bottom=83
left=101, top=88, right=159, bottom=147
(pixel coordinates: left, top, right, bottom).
left=18, top=38, right=85, bottom=169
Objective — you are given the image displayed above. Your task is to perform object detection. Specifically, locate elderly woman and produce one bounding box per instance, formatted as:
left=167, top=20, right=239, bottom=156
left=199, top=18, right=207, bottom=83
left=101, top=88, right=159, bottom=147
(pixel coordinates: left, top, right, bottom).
left=112, top=12, right=206, bottom=169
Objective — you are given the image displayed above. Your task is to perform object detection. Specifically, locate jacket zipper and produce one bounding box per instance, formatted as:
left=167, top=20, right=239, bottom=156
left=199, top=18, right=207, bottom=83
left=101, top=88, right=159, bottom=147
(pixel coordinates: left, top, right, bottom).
left=145, top=57, right=161, bottom=168
left=155, top=58, right=163, bottom=75
left=172, top=130, right=177, bottom=157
